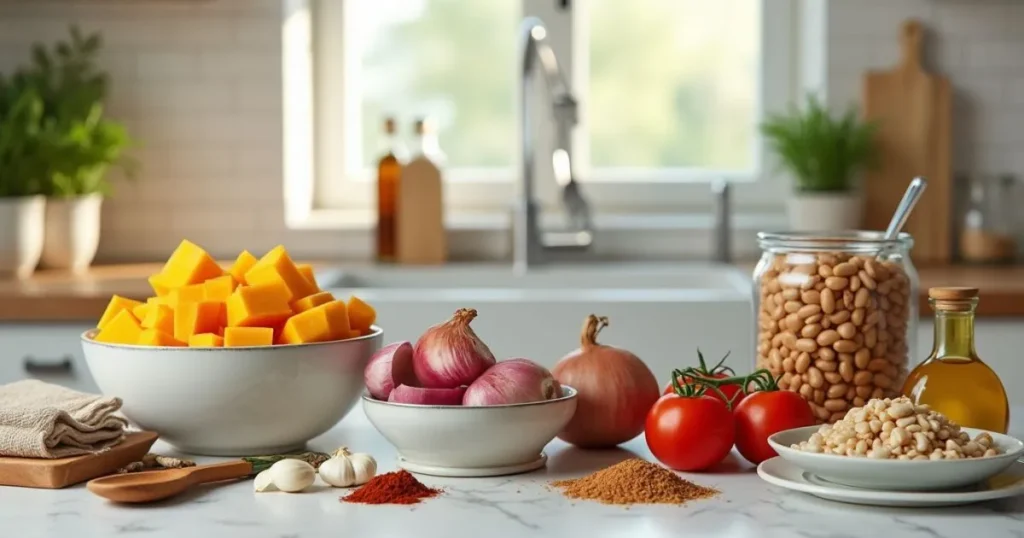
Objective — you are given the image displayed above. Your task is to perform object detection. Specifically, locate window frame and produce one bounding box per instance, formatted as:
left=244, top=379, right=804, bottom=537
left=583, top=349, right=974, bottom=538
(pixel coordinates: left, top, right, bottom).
left=286, top=0, right=799, bottom=228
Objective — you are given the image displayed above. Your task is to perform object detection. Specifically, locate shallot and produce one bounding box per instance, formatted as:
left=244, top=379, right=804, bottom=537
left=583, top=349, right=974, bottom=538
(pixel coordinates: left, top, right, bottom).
left=364, top=341, right=417, bottom=400
left=552, top=315, right=660, bottom=448
left=388, top=384, right=466, bottom=405
left=463, top=359, right=562, bottom=406
left=413, top=308, right=496, bottom=389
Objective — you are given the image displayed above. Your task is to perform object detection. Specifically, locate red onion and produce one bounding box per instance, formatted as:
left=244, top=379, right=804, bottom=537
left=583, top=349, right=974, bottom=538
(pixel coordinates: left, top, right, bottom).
left=364, top=341, right=417, bottom=400
left=552, top=315, right=660, bottom=448
left=463, top=359, right=561, bottom=406
left=413, top=308, right=496, bottom=389
left=388, top=385, right=466, bottom=405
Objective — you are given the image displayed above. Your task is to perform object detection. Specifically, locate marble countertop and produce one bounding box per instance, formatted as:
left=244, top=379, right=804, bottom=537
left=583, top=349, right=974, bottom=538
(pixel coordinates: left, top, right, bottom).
left=2, top=411, right=1022, bottom=538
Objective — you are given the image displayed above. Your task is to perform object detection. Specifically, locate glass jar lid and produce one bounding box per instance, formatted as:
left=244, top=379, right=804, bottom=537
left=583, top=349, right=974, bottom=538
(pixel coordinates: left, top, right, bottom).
left=757, top=231, right=914, bottom=253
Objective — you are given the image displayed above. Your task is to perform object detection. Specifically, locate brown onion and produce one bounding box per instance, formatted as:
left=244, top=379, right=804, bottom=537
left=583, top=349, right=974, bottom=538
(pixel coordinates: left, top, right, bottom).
left=552, top=315, right=660, bottom=448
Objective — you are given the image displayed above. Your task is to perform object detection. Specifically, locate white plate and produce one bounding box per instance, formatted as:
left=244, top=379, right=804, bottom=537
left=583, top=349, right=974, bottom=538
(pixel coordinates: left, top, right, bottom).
left=399, top=453, right=547, bottom=477
left=769, top=425, right=1024, bottom=491
left=758, top=457, right=1024, bottom=507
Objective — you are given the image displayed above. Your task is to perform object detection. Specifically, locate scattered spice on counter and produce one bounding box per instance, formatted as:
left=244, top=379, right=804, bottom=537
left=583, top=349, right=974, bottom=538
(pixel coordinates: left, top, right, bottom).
left=550, top=458, right=718, bottom=505
left=341, top=470, right=441, bottom=505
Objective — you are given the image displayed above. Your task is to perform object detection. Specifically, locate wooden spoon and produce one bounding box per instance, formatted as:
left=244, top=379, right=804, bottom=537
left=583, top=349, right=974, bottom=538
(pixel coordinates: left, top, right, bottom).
left=86, top=460, right=252, bottom=503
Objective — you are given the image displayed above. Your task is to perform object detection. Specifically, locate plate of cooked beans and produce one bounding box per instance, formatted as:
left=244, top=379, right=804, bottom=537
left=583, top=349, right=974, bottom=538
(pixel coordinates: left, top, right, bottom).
left=763, top=397, right=1023, bottom=492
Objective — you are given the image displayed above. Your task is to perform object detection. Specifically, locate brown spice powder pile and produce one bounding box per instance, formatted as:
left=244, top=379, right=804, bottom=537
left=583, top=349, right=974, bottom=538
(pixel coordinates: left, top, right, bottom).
left=550, top=458, right=719, bottom=505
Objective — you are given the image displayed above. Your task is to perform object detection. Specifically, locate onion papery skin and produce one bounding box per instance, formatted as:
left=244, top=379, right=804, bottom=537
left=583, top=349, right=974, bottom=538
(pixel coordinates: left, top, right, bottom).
left=463, top=359, right=561, bottom=406
left=413, top=308, right=496, bottom=389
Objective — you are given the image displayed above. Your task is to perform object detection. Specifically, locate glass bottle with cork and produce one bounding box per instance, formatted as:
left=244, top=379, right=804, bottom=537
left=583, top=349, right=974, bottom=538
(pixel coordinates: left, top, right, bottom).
left=901, top=287, right=1009, bottom=433
left=376, top=117, right=406, bottom=262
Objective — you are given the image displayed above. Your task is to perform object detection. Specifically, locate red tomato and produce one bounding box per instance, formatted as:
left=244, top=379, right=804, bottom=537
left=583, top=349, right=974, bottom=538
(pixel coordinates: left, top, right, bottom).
left=645, top=393, right=735, bottom=471
left=733, top=390, right=816, bottom=464
left=662, top=373, right=747, bottom=408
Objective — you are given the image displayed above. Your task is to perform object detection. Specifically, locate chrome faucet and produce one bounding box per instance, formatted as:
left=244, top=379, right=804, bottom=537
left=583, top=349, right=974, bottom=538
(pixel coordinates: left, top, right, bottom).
left=514, top=17, right=594, bottom=274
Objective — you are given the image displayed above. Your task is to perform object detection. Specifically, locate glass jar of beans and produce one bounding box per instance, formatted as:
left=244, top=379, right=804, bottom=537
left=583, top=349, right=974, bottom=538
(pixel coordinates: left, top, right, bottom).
left=753, top=231, right=918, bottom=424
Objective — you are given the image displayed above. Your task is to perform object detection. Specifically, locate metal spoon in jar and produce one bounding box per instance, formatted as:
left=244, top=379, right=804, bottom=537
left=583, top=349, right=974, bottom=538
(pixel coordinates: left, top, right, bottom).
left=884, top=177, right=928, bottom=239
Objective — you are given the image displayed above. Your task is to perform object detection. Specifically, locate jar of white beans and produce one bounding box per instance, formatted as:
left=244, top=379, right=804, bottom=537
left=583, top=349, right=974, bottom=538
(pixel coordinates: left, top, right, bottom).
left=753, top=232, right=919, bottom=424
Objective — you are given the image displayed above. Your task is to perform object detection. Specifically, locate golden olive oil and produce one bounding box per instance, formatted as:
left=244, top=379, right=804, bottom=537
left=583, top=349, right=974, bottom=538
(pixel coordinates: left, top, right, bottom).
left=901, top=287, right=1009, bottom=433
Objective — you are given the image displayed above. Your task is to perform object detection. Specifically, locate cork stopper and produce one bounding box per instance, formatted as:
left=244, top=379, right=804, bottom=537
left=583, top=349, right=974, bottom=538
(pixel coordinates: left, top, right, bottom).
left=383, top=117, right=397, bottom=134
left=414, top=117, right=435, bottom=135
left=929, top=287, right=979, bottom=312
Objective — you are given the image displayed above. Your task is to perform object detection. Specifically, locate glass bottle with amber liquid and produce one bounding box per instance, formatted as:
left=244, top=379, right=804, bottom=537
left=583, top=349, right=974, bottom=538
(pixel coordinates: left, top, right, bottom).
left=901, top=287, right=1009, bottom=433
left=376, top=117, right=406, bottom=262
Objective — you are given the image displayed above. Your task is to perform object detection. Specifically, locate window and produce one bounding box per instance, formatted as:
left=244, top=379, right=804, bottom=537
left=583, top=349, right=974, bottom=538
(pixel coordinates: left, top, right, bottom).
left=302, top=0, right=795, bottom=221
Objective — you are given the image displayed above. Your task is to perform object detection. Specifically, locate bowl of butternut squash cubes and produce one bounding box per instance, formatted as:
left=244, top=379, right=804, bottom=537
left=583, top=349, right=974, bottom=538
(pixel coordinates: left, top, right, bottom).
left=81, top=240, right=382, bottom=456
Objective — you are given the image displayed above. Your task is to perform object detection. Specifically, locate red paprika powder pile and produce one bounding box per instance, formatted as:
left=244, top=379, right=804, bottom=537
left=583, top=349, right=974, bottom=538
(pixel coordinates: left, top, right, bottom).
left=342, top=470, right=441, bottom=505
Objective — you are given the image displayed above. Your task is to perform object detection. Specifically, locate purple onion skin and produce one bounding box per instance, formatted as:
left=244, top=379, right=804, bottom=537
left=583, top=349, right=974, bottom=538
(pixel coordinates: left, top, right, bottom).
left=463, top=359, right=562, bottom=406
left=388, top=385, right=466, bottom=405
left=364, top=341, right=416, bottom=400
left=413, top=309, right=496, bottom=389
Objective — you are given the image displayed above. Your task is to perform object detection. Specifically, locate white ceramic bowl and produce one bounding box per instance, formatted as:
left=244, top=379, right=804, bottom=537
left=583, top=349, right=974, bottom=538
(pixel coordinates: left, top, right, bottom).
left=769, top=425, right=1024, bottom=491
left=362, top=386, right=578, bottom=477
left=82, top=327, right=382, bottom=456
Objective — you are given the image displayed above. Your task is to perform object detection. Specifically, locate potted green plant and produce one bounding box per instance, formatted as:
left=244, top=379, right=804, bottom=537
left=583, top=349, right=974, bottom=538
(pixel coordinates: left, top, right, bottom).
left=761, top=95, right=878, bottom=231
left=19, top=27, right=134, bottom=272
left=0, top=79, right=47, bottom=278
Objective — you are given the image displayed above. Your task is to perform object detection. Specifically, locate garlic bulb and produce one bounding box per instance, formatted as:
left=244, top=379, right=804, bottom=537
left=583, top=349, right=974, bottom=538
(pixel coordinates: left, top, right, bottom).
left=267, top=459, right=316, bottom=493
left=318, top=447, right=377, bottom=488
left=253, top=470, right=276, bottom=492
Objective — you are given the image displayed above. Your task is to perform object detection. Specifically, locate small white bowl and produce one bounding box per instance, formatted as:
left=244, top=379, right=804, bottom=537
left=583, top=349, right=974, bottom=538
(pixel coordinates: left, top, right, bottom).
left=362, top=386, right=578, bottom=477
left=769, top=425, right=1024, bottom=491
left=82, top=327, right=382, bottom=456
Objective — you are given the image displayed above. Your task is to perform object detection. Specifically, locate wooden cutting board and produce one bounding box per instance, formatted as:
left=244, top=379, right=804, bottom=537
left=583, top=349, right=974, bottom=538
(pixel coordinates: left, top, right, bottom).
left=0, top=431, right=158, bottom=489
left=862, top=20, right=952, bottom=264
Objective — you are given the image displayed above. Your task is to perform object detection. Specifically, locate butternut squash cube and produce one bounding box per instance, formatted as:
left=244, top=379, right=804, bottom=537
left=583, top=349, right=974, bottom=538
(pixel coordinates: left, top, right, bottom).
left=189, top=333, right=224, bottom=347
left=223, top=327, right=274, bottom=347
left=94, top=310, right=144, bottom=345
left=98, top=295, right=143, bottom=330
left=324, top=300, right=353, bottom=340
left=226, top=285, right=293, bottom=328
left=290, top=291, right=335, bottom=313
left=167, top=283, right=205, bottom=309
left=347, top=295, right=376, bottom=333
left=174, top=301, right=224, bottom=342
left=203, top=274, right=238, bottom=302
left=296, top=263, right=319, bottom=291
left=148, top=274, right=173, bottom=297
left=138, top=329, right=185, bottom=347
left=245, top=246, right=317, bottom=302
left=142, top=304, right=175, bottom=336
left=279, top=303, right=334, bottom=345
left=132, top=302, right=154, bottom=321
left=161, top=240, right=224, bottom=288
left=229, top=250, right=259, bottom=285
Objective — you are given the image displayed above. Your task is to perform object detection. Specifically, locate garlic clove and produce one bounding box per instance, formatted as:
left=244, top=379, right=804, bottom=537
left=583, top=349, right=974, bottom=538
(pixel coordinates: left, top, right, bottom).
left=268, top=458, right=316, bottom=493
left=349, top=453, right=378, bottom=486
left=254, top=470, right=276, bottom=492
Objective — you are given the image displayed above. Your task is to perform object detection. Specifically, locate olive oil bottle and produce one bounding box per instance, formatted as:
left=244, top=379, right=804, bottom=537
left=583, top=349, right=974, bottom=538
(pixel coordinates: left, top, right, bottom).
left=901, top=287, right=1009, bottom=433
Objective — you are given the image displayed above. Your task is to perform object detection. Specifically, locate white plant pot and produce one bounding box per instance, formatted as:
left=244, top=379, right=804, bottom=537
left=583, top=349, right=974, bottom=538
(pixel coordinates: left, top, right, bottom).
left=787, top=192, right=863, bottom=232
left=41, top=194, right=103, bottom=273
left=0, top=195, right=46, bottom=279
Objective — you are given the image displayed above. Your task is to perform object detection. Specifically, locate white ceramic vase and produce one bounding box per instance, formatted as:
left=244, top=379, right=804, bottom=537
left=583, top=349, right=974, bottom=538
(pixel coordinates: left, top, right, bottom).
left=787, top=191, right=863, bottom=232
left=41, top=194, right=103, bottom=273
left=0, top=195, right=46, bottom=279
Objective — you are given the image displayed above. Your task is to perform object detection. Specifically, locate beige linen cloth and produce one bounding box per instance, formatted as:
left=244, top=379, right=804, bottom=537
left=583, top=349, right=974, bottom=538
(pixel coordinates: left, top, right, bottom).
left=0, top=379, right=127, bottom=458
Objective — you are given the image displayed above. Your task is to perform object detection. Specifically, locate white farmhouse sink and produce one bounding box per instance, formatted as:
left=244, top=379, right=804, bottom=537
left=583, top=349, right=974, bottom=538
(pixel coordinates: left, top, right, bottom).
left=317, top=263, right=755, bottom=380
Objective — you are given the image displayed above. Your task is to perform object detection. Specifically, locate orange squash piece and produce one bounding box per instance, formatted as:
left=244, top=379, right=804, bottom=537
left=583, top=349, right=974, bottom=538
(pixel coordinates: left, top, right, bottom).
left=229, top=250, right=259, bottom=285
left=296, top=263, right=319, bottom=291
left=132, top=302, right=154, bottom=321
left=141, top=304, right=175, bottom=336
left=245, top=246, right=318, bottom=302
left=203, top=274, right=238, bottom=302
left=226, top=285, right=293, bottom=328
left=323, top=300, right=353, bottom=340
left=94, top=310, right=144, bottom=345
left=223, top=327, right=274, bottom=347
left=138, top=329, right=185, bottom=347
left=148, top=274, right=173, bottom=297
left=174, top=301, right=224, bottom=342
left=166, top=283, right=205, bottom=310
left=189, top=333, right=224, bottom=347
left=161, top=240, right=224, bottom=288
left=347, top=296, right=376, bottom=333
left=280, top=306, right=332, bottom=345
left=98, top=296, right=143, bottom=330
left=290, top=291, right=334, bottom=313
